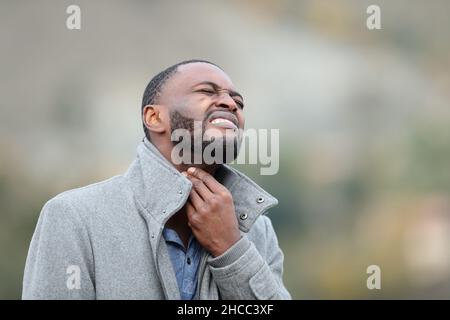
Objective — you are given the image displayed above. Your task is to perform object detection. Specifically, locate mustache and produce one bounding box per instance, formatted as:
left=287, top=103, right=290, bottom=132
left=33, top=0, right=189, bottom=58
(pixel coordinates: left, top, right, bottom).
left=203, top=108, right=219, bottom=122
left=171, top=108, right=233, bottom=124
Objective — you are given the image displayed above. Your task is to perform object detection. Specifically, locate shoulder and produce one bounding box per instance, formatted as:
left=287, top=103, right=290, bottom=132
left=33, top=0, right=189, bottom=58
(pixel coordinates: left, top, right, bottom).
left=40, top=175, right=126, bottom=221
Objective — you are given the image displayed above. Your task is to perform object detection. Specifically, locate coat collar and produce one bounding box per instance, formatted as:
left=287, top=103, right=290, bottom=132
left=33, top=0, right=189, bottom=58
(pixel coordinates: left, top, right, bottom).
left=124, top=137, right=278, bottom=232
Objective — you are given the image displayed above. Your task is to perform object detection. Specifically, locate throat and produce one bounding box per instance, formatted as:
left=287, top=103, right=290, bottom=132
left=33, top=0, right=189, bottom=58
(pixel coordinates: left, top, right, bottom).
left=165, top=207, right=192, bottom=249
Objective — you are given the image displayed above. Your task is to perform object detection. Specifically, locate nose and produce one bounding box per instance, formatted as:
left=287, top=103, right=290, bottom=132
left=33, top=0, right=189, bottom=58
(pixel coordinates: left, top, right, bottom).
left=216, top=91, right=238, bottom=113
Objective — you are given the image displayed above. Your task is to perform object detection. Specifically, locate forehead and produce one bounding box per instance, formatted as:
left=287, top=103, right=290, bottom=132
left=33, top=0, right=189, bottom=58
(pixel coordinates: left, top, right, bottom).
left=164, top=62, right=236, bottom=95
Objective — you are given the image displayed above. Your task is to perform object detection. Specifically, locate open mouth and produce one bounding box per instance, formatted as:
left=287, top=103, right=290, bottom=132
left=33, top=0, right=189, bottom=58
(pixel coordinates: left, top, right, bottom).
left=210, top=118, right=237, bottom=128
left=208, top=112, right=238, bottom=130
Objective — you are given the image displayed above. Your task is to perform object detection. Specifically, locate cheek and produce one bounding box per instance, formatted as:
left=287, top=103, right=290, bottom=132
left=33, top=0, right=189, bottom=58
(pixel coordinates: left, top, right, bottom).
left=179, top=97, right=210, bottom=119
left=196, top=96, right=213, bottom=112
left=159, top=109, right=171, bottom=126
left=238, top=114, right=245, bottom=128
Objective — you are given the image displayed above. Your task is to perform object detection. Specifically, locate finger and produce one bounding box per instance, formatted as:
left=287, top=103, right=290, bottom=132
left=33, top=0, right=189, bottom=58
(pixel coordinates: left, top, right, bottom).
left=186, top=200, right=195, bottom=217
left=187, top=175, right=213, bottom=200
left=187, top=167, right=224, bottom=193
left=188, top=188, right=204, bottom=210
left=186, top=200, right=195, bottom=214
left=186, top=200, right=198, bottom=230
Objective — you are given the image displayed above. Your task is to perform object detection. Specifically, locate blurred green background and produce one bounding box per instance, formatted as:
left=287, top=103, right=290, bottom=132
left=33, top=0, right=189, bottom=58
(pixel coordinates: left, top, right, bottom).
left=1, top=0, right=450, bottom=299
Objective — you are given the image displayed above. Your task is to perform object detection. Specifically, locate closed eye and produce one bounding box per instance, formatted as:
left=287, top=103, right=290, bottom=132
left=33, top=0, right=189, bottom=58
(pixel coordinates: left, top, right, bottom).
left=196, top=87, right=244, bottom=109
left=197, top=88, right=215, bottom=95
left=234, top=100, right=244, bottom=109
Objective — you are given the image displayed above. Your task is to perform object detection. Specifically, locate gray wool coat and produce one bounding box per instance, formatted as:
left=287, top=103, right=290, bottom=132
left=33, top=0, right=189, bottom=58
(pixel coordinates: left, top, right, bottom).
left=22, top=138, right=291, bottom=300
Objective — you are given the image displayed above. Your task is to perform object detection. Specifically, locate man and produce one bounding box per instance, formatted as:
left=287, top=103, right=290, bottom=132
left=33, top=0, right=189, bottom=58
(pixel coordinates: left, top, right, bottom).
left=22, top=60, right=291, bottom=300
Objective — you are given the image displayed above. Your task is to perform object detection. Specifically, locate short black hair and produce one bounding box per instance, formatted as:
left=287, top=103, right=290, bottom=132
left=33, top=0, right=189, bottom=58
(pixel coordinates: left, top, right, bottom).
left=141, top=59, right=221, bottom=141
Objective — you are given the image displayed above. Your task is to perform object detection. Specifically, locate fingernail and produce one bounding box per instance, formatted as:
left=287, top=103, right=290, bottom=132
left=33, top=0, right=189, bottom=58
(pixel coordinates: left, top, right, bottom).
left=181, top=171, right=187, bottom=177
left=187, top=167, right=195, bottom=174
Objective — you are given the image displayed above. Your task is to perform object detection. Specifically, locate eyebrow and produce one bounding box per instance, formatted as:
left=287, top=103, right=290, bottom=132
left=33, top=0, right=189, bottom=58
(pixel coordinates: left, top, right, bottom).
left=194, top=81, right=243, bottom=101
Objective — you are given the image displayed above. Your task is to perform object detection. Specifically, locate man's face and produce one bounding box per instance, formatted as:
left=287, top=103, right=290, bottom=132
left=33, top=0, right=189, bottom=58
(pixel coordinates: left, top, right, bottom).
left=158, top=63, right=245, bottom=162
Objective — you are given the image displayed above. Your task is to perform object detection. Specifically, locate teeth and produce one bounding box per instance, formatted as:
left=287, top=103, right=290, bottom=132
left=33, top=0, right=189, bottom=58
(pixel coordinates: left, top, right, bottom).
left=211, top=118, right=234, bottom=126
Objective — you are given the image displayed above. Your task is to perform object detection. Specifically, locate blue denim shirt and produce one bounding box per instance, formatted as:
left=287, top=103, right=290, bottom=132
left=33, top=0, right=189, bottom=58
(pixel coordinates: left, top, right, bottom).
left=162, top=228, right=203, bottom=300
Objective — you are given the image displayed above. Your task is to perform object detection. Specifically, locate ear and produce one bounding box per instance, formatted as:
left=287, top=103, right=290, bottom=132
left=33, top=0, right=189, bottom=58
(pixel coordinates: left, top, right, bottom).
left=143, top=105, right=166, bottom=134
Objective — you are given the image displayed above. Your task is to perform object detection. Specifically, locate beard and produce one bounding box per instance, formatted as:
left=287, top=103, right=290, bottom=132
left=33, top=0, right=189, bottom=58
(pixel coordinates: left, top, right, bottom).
left=169, top=109, right=240, bottom=164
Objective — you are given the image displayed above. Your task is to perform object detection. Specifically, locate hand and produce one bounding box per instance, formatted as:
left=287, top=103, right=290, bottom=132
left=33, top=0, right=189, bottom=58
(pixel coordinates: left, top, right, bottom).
left=183, top=167, right=241, bottom=257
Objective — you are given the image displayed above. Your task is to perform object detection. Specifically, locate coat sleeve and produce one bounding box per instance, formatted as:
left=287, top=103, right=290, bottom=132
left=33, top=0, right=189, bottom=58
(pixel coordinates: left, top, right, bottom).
left=207, top=215, right=291, bottom=299
left=22, top=196, right=96, bottom=299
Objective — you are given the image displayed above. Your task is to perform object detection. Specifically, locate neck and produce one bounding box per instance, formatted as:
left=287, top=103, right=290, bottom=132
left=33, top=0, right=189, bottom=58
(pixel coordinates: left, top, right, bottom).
left=154, top=141, right=220, bottom=175
left=165, top=205, right=192, bottom=248
left=155, top=142, right=219, bottom=246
